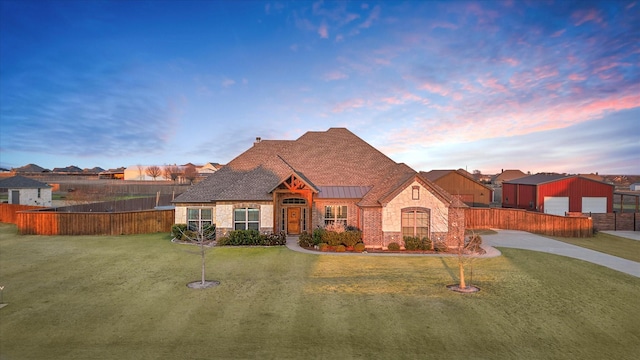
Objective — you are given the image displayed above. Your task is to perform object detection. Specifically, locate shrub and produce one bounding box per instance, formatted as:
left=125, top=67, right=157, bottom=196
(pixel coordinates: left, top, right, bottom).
left=433, top=240, right=448, bottom=252
left=322, top=230, right=343, bottom=246
left=465, top=234, right=482, bottom=252
left=404, top=236, right=431, bottom=251
left=387, top=242, right=401, bottom=251
left=335, top=245, right=346, bottom=252
left=341, top=230, right=362, bottom=247
left=298, top=231, right=314, bottom=248
left=171, top=224, right=188, bottom=240
left=318, top=243, right=329, bottom=251
left=354, top=242, right=366, bottom=252
left=216, top=230, right=285, bottom=246
left=313, top=228, right=325, bottom=245
left=202, top=224, right=216, bottom=240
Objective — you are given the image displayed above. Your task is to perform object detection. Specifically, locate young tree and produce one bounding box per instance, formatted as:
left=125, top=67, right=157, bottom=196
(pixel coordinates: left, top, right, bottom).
left=174, top=224, right=218, bottom=289
left=162, top=165, right=173, bottom=181
left=145, top=165, right=161, bottom=180
left=136, top=164, right=144, bottom=180
left=432, top=200, right=481, bottom=292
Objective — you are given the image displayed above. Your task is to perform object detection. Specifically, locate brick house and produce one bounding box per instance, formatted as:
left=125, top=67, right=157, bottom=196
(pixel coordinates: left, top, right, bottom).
left=172, top=128, right=466, bottom=249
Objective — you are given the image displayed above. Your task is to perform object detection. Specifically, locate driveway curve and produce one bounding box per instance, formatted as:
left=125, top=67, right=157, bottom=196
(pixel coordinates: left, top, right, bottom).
left=482, top=229, right=640, bottom=277
left=286, top=230, right=640, bottom=278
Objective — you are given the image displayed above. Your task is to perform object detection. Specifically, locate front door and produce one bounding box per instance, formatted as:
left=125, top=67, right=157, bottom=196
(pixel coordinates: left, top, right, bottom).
left=11, top=190, right=19, bottom=204
left=287, top=207, right=301, bottom=234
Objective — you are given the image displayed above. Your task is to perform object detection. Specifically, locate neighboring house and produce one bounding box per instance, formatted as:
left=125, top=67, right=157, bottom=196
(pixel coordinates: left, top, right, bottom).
left=99, top=168, right=125, bottom=180
left=52, top=165, right=83, bottom=173
left=420, top=169, right=493, bottom=207
left=630, top=183, right=640, bottom=191
left=492, top=169, right=526, bottom=185
left=13, top=163, right=50, bottom=174
left=502, top=174, right=614, bottom=215
left=124, top=165, right=157, bottom=180
left=0, top=175, right=52, bottom=207
left=173, top=128, right=466, bottom=249
left=197, top=162, right=223, bottom=175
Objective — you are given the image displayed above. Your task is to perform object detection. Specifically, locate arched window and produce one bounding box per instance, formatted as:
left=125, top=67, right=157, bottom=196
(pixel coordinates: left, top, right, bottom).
left=402, top=208, right=430, bottom=238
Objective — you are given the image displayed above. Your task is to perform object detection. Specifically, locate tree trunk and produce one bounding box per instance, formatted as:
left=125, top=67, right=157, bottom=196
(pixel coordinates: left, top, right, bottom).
left=458, top=262, right=466, bottom=289
left=201, top=242, right=206, bottom=285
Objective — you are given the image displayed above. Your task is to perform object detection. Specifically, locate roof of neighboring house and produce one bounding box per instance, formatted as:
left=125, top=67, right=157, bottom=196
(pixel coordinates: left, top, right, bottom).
left=0, top=175, right=51, bottom=189
left=52, top=165, right=83, bottom=173
left=492, top=169, right=526, bottom=183
left=579, top=173, right=604, bottom=182
left=174, top=128, right=457, bottom=207
left=13, top=164, right=49, bottom=173
left=420, top=169, right=493, bottom=191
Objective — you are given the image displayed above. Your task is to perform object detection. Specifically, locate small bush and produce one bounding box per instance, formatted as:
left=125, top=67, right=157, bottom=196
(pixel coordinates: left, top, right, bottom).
left=465, top=234, right=482, bottom=252
left=322, top=230, right=343, bottom=246
left=202, top=224, right=216, bottom=240
left=404, top=236, right=431, bottom=251
left=433, top=241, right=448, bottom=252
left=216, top=230, right=286, bottom=246
left=387, top=242, right=401, bottom=251
left=318, top=243, right=329, bottom=251
left=354, top=242, right=366, bottom=252
left=298, top=231, right=314, bottom=248
left=171, top=224, right=187, bottom=239
left=341, top=230, right=362, bottom=247
left=313, top=227, right=325, bottom=245
left=335, top=245, right=346, bottom=252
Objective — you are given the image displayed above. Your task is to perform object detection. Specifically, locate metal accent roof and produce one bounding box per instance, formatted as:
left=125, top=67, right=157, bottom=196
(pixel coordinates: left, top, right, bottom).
left=317, top=186, right=372, bottom=199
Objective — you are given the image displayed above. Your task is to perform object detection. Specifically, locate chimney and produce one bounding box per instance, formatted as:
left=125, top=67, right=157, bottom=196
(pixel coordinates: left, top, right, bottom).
left=254, top=137, right=261, bottom=146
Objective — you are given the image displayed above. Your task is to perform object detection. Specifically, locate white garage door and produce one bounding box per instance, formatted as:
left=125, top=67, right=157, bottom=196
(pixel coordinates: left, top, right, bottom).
left=544, top=197, right=568, bottom=216
left=582, top=197, right=607, bottom=213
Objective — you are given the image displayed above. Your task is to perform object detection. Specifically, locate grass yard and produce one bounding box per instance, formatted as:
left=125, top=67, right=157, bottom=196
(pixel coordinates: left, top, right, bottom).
left=549, top=232, right=640, bottom=262
left=1, top=224, right=639, bottom=359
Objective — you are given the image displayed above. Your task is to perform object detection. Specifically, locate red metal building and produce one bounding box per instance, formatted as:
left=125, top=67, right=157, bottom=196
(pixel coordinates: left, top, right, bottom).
left=502, top=174, right=614, bottom=215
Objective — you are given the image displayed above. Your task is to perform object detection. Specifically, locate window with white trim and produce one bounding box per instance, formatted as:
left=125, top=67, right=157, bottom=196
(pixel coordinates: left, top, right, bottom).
left=324, top=205, right=347, bottom=227
left=402, top=209, right=430, bottom=238
left=234, top=208, right=259, bottom=230
left=188, top=208, right=213, bottom=231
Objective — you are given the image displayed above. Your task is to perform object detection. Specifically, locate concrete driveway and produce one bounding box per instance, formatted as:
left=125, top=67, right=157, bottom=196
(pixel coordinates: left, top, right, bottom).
left=482, top=230, right=640, bottom=277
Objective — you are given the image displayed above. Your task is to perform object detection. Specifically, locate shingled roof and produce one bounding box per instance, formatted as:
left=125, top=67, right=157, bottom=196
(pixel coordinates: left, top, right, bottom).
left=0, top=175, right=51, bottom=189
left=174, top=128, right=452, bottom=207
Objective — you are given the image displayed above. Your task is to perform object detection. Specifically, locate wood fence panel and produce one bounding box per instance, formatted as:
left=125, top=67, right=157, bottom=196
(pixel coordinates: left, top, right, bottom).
left=465, top=208, right=593, bottom=237
left=15, top=209, right=174, bottom=235
left=0, top=204, right=44, bottom=224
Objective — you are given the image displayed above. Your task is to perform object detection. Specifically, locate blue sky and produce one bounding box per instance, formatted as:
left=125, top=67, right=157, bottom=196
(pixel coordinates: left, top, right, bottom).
left=1, top=0, right=638, bottom=175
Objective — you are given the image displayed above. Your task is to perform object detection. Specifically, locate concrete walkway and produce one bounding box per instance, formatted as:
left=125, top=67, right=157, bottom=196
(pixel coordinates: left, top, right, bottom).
left=286, top=230, right=640, bottom=278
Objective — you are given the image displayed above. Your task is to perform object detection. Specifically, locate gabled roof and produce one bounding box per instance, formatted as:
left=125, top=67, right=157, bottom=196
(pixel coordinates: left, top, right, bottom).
left=174, top=128, right=442, bottom=206
left=421, top=169, right=493, bottom=192
left=492, top=169, right=526, bottom=183
left=13, top=164, right=49, bottom=173
left=0, top=175, right=51, bottom=189
left=505, top=173, right=615, bottom=187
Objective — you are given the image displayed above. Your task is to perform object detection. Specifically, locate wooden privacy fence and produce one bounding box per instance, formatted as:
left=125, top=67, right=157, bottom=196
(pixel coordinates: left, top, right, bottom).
left=465, top=208, right=593, bottom=237
left=15, top=209, right=175, bottom=235
left=0, top=204, right=44, bottom=224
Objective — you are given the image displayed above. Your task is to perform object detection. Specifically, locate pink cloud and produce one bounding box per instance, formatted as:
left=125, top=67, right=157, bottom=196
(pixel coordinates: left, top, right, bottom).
left=478, top=77, right=507, bottom=93
left=551, top=29, right=566, bottom=37
left=332, top=98, right=366, bottom=113
left=360, top=5, right=380, bottom=29
left=431, top=21, right=458, bottom=30
left=568, top=73, right=586, bottom=81
left=419, top=82, right=450, bottom=96
left=501, top=57, right=520, bottom=66
left=323, top=70, right=348, bottom=81
left=318, top=22, right=329, bottom=38
left=572, top=9, right=605, bottom=26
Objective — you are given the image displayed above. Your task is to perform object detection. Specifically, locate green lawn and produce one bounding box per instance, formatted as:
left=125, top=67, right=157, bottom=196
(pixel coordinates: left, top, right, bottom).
left=549, top=232, right=640, bottom=262
left=1, top=224, right=639, bottom=359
